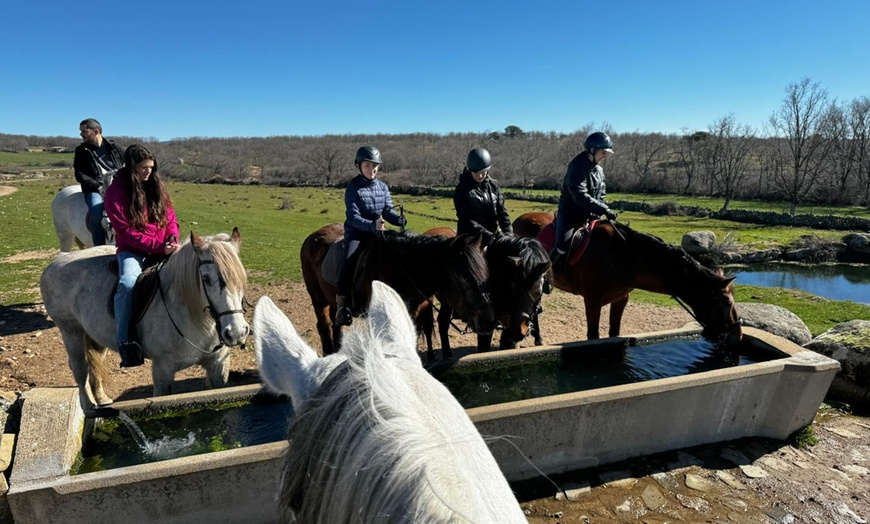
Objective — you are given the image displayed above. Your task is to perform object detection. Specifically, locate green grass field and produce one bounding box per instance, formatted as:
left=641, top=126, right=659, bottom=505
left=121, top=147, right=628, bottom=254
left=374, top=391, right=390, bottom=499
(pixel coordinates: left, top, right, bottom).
left=1, top=178, right=869, bottom=334
left=0, top=151, right=74, bottom=169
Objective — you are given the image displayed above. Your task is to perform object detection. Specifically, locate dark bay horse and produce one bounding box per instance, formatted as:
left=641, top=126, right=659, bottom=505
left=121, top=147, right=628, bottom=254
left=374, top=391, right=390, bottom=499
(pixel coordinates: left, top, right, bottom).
left=420, top=228, right=551, bottom=360
left=300, top=224, right=496, bottom=355
left=513, top=212, right=742, bottom=345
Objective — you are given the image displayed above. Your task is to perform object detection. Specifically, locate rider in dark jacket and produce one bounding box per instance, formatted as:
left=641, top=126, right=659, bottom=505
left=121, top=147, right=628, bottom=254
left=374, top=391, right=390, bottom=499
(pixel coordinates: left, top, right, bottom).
left=335, top=146, right=407, bottom=327
left=74, top=118, right=124, bottom=246
left=551, top=132, right=618, bottom=266
left=454, top=148, right=512, bottom=244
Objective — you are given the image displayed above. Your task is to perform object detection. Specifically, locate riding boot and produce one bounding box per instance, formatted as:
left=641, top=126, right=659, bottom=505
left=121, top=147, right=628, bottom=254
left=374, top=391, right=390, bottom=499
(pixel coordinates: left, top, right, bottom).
left=335, top=295, right=353, bottom=327
left=549, top=247, right=567, bottom=269
left=119, top=341, right=145, bottom=368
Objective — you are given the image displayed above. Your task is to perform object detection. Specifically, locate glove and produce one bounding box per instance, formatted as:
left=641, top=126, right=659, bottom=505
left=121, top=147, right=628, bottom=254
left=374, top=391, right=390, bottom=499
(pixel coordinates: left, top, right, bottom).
left=397, top=215, right=407, bottom=227
left=605, top=210, right=618, bottom=221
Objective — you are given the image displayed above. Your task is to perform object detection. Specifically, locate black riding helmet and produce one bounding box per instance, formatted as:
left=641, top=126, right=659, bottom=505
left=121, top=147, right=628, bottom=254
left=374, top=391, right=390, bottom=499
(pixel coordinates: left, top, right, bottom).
left=466, top=147, right=492, bottom=172
left=354, top=146, right=382, bottom=167
left=584, top=132, right=614, bottom=153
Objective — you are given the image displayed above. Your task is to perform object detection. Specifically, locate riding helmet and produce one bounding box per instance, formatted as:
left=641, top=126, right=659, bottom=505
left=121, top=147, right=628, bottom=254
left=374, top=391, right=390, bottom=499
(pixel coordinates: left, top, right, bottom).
left=354, top=146, right=383, bottom=166
left=466, top=147, right=492, bottom=172
left=584, top=132, right=614, bottom=153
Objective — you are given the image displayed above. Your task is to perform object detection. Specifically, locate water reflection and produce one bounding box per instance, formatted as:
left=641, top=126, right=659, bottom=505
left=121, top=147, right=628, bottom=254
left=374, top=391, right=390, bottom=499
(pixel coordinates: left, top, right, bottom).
left=727, top=263, right=870, bottom=305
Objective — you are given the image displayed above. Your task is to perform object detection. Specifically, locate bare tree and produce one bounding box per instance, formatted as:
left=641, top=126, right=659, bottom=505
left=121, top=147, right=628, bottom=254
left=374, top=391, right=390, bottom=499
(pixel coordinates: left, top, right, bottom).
left=675, top=130, right=709, bottom=194
left=847, top=97, right=870, bottom=206
left=305, top=140, right=344, bottom=186
left=704, top=115, right=756, bottom=212
left=766, top=78, right=834, bottom=215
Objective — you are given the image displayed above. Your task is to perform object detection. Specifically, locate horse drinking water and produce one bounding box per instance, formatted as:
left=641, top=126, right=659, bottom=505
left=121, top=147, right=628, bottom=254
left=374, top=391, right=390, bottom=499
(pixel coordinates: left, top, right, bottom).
left=40, top=228, right=249, bottom=409
left=513, top=212, right=742, bottom=345
left=253, top=281, right=527, bottom=523
left=300, top=224, right=496, bottom=355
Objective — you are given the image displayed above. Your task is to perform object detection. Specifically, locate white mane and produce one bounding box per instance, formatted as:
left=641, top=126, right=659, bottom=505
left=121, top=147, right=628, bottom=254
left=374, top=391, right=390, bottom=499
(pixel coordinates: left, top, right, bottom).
left=253, top=281, right=526, bottom=523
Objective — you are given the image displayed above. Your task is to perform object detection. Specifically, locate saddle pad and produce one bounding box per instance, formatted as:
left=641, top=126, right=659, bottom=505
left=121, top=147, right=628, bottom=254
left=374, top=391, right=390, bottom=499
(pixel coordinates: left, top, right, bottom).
left=536, top=219, right=598, bottom=266
left=322, top=238, right=346, bottom=287
left=106, top=257, right=166, bottom=332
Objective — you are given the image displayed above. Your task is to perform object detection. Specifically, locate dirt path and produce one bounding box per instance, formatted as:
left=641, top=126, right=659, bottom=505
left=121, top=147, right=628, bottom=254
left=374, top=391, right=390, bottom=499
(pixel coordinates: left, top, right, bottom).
left=0, top=186, right=17, bottom=197
left=1, top=280, right=868, bottom=522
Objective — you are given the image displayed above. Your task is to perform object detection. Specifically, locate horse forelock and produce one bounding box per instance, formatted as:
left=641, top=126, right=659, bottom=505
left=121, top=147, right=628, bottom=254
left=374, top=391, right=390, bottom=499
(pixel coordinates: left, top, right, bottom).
left=280, top=328, right=494, bottom=523
left=164, top=236, right=246, bottom=317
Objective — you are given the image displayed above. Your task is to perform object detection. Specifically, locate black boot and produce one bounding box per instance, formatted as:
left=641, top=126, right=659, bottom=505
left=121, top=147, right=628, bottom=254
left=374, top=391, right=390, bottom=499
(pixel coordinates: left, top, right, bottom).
left=335, top=295, right=352, bottom=327
left=549, top=248, right=566, bottom=268
left=119, top=341, right=145, bottom=368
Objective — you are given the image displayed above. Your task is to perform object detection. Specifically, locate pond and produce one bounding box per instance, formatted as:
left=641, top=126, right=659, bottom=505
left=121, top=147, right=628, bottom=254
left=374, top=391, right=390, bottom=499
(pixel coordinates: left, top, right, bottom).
left=727, top=263, right=870, bottom=305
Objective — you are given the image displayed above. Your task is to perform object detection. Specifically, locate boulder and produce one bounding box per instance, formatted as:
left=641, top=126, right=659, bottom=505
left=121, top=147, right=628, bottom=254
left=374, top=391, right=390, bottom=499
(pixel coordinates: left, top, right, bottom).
left=843, top=233, right=870, bottom=255
left=682, top=231, right=717, bottom=255
left=736, top=303, right=812, bottom=345
left=805, top=320, right=870, bottom=407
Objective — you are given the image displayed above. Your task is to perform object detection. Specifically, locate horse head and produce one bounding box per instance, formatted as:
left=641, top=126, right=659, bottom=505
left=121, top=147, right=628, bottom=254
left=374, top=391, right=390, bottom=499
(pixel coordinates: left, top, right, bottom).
left=446, top=234, right=496, bottom=336
left=253, top=281, right=525, bottom=522
left=176, top=227, right=250, bottom=348
left=487, top=236, right=551, bottom=343
left=695, top=272, right=742, bottom=346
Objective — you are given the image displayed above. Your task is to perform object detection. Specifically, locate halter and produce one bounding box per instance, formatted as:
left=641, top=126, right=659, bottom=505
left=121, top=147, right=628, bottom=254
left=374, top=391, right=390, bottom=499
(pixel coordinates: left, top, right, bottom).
left=156, top=258, right=247, bottom=354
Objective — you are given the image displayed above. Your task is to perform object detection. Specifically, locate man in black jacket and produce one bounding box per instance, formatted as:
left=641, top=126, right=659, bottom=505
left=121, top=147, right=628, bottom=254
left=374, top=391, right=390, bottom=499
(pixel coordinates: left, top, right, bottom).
left=550, top=132, right=618, bottom=266
left=73, top=118, right=124, bottom=246
left=454, top=147, right=512, bottom=245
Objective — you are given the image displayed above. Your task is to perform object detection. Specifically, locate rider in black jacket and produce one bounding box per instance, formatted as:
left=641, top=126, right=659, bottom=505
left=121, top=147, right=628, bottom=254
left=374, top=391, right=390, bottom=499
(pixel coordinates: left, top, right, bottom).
left=73, top=118, right=124, bottom=246
left=551, top=132, right=618, bottom=266
left=454, top=148, right=512, bottom=244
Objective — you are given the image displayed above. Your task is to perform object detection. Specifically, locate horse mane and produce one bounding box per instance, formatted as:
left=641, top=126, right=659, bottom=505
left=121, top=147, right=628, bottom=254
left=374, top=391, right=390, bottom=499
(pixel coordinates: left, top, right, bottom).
left=357, top=230, right=488, bottom=288
left=488, top=234, right=550, bottom=281
left=612, top=222, right=728, bottom=288
left=163, top=233, right=246, bottom=319
left=280, top=330, right=484, bottom=523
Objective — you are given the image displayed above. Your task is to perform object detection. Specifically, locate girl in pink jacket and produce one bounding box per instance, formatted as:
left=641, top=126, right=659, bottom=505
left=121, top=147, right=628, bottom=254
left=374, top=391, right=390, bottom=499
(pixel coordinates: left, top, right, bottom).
left=105, top=144, right=179, bottom=367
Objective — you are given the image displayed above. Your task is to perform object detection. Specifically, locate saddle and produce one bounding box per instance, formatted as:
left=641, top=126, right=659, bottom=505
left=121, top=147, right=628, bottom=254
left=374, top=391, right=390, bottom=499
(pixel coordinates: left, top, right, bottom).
left=537, top=219, right=599, bottom=266
left=322, top=238, right=370, bottom=313
left=106, top=256, right=168, bottom=341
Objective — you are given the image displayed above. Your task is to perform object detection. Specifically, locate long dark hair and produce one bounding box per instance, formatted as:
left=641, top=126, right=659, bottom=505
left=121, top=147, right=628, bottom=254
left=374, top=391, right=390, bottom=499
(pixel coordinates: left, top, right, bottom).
left=123, top=144, right=172, bottom=231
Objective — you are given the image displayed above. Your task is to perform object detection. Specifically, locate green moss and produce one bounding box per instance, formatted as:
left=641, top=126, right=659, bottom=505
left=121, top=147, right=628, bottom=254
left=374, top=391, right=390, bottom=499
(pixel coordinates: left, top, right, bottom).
left=789, top=424, right=818, bottom=449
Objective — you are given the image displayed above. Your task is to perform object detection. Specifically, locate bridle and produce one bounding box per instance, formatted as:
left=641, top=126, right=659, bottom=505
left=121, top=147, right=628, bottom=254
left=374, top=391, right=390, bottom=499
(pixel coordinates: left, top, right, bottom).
left=157, top=258, right=248, bottom=354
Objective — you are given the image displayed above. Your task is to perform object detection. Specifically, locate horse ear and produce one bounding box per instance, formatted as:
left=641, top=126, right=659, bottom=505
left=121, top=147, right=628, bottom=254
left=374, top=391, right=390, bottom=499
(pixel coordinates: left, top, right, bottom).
left=190, top=231, right=206, bottom=250
left=231, top=227, right=241, bottom=249
left=508, top=256, right=521, bottom=269
left=253, top=296, right=323, bottom=407
left=721, top=276, right=736, bottom=288
left=366, top=281, right=418, bottom=363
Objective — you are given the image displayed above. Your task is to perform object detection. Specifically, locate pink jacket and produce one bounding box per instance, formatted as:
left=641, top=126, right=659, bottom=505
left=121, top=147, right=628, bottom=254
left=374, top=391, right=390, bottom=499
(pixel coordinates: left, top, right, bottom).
left=105, top=170, right=180, bottom=257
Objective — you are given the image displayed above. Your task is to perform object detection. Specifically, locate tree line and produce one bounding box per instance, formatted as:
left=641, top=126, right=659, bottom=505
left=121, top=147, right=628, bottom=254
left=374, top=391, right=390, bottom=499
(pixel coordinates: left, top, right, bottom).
left=2, top=77, right=868, bottom=216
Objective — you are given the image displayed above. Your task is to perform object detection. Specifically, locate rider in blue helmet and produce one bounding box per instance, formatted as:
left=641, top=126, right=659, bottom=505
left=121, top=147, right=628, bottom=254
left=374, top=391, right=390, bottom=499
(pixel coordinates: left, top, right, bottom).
left=550, top=131, right=618, bottom=267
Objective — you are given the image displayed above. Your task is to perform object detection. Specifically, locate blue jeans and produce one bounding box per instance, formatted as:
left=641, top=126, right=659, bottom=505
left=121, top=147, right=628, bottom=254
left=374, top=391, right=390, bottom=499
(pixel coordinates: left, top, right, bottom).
left=115, top=251, right=144, bottom=346
left=83, top=191, right=105, bottom=246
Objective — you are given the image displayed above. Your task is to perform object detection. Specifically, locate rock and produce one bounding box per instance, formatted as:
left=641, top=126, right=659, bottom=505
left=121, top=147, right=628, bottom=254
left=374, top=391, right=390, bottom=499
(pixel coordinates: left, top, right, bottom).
left=835, top=502, right=867, bottom=523
left=0, top=434, right=13, bottom=471
left=782, top=247, right=819, bottom=262
left=738, top=465, right=768, bottom=478
left=737, top=302, right=812, bottom=345
left=685, top=473, right=716, bottom=492
left=555, top=481, right=590, bottom=501
left=837, top=464, right=870, bottom=476
left=682, top=231, right=717, bottom=255
left=650, top=470, right=680, bottom=491
left=805, top=320, right=870, bottom=406
left=721, top=448, right=752, bottom=466
left=722, top=249, right=781, bottom=264
left=715, top=470, right=746, bottom=490
left=599, top=470, right=638, bottom=489
left=641, top=484, right=667, bottom=510
left=843, top=233, right=870, bottom=255
left=675, top=493, right=711, bottom=513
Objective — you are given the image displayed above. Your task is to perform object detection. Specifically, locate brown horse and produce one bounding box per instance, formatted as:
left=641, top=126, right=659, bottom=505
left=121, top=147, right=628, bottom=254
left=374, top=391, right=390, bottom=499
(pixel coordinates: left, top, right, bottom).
left=300, top=224, right=496, bottom=355
left=420, top=228, right=551, bottom=360
left=513, top=212, right=742, bottom=345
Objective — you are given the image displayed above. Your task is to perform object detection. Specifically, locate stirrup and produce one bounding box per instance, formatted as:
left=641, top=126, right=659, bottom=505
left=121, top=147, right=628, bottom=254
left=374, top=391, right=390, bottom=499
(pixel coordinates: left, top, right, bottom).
left=335, top=307, right=353, bottom=327
left=119, top=341, right=145, bottom=368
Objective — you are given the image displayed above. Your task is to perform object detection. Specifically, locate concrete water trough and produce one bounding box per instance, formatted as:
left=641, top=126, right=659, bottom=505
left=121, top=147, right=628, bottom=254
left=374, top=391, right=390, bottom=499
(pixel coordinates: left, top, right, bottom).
left=5, top=326, right=839, bottom=523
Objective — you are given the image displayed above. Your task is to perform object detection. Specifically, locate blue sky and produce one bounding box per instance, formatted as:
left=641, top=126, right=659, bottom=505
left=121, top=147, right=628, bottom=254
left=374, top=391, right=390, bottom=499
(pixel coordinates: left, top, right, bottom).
left=2, top=0, right=868, bottom=140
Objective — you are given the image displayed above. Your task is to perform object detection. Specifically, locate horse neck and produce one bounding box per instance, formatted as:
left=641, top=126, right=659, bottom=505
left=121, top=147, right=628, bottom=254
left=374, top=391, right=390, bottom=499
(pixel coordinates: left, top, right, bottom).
left=363, top=237, right=451, bottom=298
left=160, top=247, right=210, bottom=323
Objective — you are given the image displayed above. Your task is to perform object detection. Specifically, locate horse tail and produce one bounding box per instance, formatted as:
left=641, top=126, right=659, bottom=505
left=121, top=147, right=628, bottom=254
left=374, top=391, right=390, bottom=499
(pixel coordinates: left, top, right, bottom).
left=84, top=334, right=110, bottom=390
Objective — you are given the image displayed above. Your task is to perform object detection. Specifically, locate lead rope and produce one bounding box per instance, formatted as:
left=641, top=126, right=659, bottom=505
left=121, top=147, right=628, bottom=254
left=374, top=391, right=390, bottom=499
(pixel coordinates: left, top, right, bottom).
left=156, top=269, right=224, bottom=355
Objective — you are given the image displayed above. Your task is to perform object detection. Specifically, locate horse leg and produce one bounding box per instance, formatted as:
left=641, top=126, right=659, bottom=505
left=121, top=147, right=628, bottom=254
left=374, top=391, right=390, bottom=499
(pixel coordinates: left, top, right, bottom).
left=608, top=295, right=630, bottom=338
left=203, top=348, right=231, bottom=389
left=317, top=305, right=336, bottom=355
left=61, top=328, right=97, bottom=409
left=477, top=332, right=494, bottom=352
left=151, top=361, right=177, bottom=397
left=84, top=336, right=113, bottom=406
left=497, top=331, right=516, bottom=351
left=418, top=302, right=436, bottom=362
left=585, top=303, right=603, bottom=340
left=436, top=303, right=453, bottom=359
left=531, top=308, right=544, bottom=346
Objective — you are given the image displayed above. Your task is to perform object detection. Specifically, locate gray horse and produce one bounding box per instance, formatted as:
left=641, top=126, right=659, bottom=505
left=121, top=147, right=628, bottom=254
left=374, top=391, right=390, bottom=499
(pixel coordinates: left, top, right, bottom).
left=40, top=228, right=249, bottom=409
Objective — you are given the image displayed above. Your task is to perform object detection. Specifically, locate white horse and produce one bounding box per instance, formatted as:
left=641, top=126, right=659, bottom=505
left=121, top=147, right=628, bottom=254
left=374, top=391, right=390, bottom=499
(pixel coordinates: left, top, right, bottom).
left=253, top=281, right=527, bottom=524
left=40, top=228, right=250, bottom=410
left=51, top=175, right=115, bottom=251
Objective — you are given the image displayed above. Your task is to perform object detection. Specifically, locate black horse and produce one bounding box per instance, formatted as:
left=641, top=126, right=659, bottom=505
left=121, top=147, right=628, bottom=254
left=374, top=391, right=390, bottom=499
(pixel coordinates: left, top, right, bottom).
left=301, top=224, right=496, bottom=355
left=420, top=230, right=551, bottom=359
